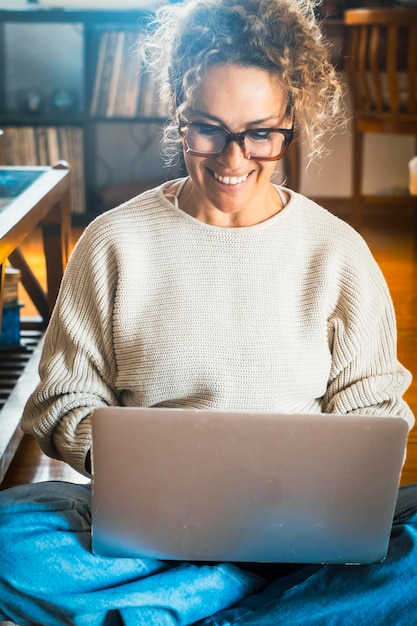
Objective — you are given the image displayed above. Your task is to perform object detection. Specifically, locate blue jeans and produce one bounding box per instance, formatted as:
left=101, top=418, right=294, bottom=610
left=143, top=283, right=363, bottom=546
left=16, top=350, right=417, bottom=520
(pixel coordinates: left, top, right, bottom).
left=0, top=481, right=416, bottom=626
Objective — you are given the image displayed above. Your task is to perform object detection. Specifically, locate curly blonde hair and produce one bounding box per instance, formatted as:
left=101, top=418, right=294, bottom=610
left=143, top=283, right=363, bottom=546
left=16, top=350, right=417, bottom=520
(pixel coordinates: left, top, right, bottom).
left=143, top=0, right=344, bottom=165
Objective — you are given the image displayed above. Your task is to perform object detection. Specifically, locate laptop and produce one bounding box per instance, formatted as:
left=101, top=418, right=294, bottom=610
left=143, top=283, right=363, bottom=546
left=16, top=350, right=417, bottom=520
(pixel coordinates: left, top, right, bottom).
left=90, top=407, right=409, bottom=565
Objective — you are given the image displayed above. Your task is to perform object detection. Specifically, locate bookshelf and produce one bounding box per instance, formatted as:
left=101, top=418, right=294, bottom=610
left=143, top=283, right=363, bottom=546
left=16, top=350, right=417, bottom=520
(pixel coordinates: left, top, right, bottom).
left=0, top=8, right=180, bottom=223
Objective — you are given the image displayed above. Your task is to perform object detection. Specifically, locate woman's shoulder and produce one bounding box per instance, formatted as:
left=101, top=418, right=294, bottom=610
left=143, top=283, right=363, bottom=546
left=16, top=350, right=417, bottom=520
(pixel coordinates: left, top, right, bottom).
left=80, top=180, right=181, bottom=241
left=285, top=189, right=370, bottom=249
left=279, top=191, right=391, bottom=310
left=66, top=183, right=178, bottom=267
left=95, top=183, right=170, bottom=224
left=280, top=189, right=382, bottom=283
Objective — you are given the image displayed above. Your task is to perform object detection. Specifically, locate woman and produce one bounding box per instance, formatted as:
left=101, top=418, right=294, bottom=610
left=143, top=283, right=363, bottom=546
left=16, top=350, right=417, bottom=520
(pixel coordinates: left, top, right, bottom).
left=1, top=0, right=416, bottom=624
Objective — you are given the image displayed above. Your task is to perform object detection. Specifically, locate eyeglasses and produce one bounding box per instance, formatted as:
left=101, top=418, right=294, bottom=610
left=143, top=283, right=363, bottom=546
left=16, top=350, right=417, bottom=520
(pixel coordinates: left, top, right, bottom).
left=178, top=118, right=294, bottom=161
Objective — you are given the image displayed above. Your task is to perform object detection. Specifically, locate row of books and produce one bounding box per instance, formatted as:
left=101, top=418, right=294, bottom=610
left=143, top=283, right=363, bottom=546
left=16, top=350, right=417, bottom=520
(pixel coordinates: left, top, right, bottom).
left=37, top=0, right=162, bottom=7
left=90, top=31, right=170, bottom=119
left=0, top=127, right=85, bottom=214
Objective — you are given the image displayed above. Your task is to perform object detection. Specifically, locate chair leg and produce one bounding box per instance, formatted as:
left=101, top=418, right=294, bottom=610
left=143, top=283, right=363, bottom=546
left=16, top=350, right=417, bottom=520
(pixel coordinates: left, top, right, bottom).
left=351, top=124, right=363, bottom=231
left=412, top=136, right=417, bottom=248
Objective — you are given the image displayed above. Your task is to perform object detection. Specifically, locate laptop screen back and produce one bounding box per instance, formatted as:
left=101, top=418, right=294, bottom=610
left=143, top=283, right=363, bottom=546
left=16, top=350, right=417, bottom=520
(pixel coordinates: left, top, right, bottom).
left=91, top=407, right=408, bottom=564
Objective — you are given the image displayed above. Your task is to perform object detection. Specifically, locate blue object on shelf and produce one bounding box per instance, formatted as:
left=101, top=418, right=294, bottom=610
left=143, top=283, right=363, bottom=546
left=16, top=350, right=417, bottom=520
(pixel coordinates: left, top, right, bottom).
left=0, top=302, right=24, bottom=348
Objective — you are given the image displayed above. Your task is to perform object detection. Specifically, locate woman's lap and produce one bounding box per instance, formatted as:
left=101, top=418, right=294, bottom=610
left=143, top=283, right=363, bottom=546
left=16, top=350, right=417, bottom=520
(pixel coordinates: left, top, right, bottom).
left=0, top=482, right=416, bottom=626
left=200, top=484, right=417, bottom=625
left=0, top=481, right=263, bottom=626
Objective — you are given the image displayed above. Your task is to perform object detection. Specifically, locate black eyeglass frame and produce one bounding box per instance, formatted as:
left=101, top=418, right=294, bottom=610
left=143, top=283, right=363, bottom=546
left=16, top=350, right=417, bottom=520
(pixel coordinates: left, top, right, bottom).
left=178, top=116, right=295, bottom=161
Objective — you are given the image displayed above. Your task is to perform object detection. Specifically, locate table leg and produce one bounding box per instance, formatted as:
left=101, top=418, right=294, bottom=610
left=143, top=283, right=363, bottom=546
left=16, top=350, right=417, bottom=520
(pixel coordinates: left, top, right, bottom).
left=41, top=189, right=71, bottom=317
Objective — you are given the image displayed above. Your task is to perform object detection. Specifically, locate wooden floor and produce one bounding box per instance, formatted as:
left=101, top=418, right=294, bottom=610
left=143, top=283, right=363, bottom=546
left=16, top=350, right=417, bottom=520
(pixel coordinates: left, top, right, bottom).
left=1, top=202, right=417, bottom=489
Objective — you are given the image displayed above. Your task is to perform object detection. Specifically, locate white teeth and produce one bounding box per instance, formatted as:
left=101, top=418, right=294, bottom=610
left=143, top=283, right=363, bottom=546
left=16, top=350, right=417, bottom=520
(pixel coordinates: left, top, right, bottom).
left=213, top=172, right=248, bottom=185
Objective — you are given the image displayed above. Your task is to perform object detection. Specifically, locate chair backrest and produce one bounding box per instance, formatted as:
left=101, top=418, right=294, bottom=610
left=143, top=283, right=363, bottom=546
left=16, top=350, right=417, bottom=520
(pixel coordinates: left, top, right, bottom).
left=344, top=9, right=417, bottom=120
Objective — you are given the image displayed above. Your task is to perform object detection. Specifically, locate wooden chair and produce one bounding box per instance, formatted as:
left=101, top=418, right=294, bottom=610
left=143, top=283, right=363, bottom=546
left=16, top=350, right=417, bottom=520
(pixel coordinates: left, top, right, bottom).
left=344, top=8, right=417, bottom=229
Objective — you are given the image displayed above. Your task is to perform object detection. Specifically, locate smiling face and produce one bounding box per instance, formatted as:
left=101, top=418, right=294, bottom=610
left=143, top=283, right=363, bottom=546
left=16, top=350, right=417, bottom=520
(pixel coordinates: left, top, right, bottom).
left=179, top=64, right=291, bottom=227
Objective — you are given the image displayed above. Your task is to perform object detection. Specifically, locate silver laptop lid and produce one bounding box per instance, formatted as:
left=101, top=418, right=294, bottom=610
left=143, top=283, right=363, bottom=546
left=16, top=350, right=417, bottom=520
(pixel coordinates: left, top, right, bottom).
left=91, top=407, right=408, bottom=564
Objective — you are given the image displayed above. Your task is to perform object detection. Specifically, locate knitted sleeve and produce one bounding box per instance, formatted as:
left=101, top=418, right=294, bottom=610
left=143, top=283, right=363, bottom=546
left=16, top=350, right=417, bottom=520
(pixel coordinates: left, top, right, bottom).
left=323, top=235, right=414, bottom=427
left=21, top=220, right=121, bottom=476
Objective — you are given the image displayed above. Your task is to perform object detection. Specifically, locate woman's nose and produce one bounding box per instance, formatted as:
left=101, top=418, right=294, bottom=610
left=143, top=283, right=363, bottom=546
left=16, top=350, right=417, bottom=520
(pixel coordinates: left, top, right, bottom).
left=217, top=138, right=247, bottom=168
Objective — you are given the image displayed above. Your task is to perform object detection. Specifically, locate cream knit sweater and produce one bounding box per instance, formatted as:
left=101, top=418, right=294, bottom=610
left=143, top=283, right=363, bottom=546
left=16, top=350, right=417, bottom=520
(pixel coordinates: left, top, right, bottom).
left=21, top=181, right=414, bottom=476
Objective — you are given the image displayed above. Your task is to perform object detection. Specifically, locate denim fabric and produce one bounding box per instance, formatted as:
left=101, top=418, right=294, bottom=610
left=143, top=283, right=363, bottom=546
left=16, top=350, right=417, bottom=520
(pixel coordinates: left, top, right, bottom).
left=199, top=484, right=417, bottom=625
left=0, top=482, right=264, bottom=626
left=0, top=481, right=416, bottom=626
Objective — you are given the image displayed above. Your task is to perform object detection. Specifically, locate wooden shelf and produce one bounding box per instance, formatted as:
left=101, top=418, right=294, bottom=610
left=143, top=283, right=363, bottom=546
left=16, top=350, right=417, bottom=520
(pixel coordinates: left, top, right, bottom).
left=0, top=329, right=43, bottom=483
left=0, top=8, right=174, bottom=220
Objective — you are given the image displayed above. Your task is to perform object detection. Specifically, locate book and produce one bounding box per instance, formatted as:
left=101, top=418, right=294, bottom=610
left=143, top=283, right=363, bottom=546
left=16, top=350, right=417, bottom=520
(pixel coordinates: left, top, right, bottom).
left=3, top=267, right=21, bottom=305
left=106, top=31, right=126, bottom=117
left=90, top=31, right=109, bottom=116
left=125, top=32, right=144, bottom=117
left=114, top=31, right=139, bottom=117
left=95, top=31, right=118, bottom=117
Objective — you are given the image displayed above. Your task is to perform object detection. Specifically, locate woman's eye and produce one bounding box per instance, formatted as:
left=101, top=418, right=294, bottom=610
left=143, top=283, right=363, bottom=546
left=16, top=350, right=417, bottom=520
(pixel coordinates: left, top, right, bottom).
left=247, top=130, right=271, bottom=142
left=195, top=123, right=223, bottom=137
